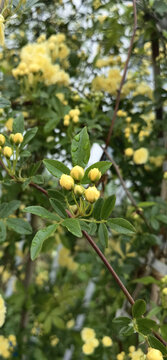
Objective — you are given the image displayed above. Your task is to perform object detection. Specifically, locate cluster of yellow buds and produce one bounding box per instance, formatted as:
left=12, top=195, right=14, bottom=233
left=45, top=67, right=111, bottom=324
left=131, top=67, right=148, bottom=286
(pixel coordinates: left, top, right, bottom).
left=59, top=166, right=102, bottom=205
left=0, top=133, right=24, bottom=174
left=117, top=110, right=127, bottom=117
left=63, top=108, right=80, bottom=126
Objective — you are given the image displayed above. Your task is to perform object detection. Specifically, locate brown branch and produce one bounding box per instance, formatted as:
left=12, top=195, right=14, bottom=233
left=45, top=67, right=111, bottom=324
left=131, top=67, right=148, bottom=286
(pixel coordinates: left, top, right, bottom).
left=103, top=148, right=152, bottom=230
left=104, top=0, right=137, bottom=150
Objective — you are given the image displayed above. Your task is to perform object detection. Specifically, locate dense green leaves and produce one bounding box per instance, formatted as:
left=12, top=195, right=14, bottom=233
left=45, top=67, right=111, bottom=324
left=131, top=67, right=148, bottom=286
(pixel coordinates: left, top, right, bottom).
left=107, top=218, right=135, bottom=235
left=71, top=127, right=90, bottom=168
left=43, top=160, right=70, bottom=178
left=0, top=97, right=11, bottom=108
left=132, top=299, right=146, bottom=318
left=31, top=224, right=58, bottom=260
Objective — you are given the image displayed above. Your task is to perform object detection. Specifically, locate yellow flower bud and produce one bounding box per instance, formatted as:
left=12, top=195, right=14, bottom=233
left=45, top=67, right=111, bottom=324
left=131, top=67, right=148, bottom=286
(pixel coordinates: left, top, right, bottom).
left=124, top=148, right=134, bottom=156
left=74, top=185, right=85, bottom=196
left=64, top=114, right=70, bottom=121
left=85, top=186, right=100, bottom=203
left=64, top=118, right=70, bottom=126
left=88, top=168, right=101, bottom=182
left=9, top=134, right=15, bottom=143
left=163, top=171, right=167, bottom=180
left=13, top=133, right=24, bottom=145
left=146, top=348, right=163, bottom=360
left=70, top=166, right=84, bottom=181
left=72, top=115, right=79, bottom=123
left=102, top=336, right=112, bottom=347
left=3, top=146, right=13, bottom=158
left=60, top=174, right=74, bottom=190
left=0, top=134, right=5, bottom=146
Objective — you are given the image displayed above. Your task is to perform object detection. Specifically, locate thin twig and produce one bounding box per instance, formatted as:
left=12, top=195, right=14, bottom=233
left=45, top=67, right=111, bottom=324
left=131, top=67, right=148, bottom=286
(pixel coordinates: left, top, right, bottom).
left=103, top=148, right=152, bottom=230
left=104, top=0, right=137, bottom=150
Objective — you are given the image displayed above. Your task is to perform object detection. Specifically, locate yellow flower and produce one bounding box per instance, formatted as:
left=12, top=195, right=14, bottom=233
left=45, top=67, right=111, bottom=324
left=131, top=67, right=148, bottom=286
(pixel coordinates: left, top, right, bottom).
left=164, top=171, right=167, bottom=179
left=88, top=168, right=101, bottom=182
left=162, top=288, right=167, bottom=295
left=8, top=334, right=16, bottom=346
left=0, top=15, right=5, bottom=46
left=74, top=185, right=85, bottom=196
left=82, top=342, right=95, bottom=355
left=72, top=115, right=79, bottom=123
left=85, top=186, right=100, bottom=203
left=3, top=146, right=13, bottom=158
left=59, top=174, right=74, bottom=190
left=70, top=166, right=84, bottom=181
left=133, top=148, right=149, bottom=165
left=146, top=348, right=163, bottom=360
left=117, top=352, right=125, bottom=360
left=0, top=295, right=6, bottom=327
left=129, top=346, right=136, bottom=353
left=126, top=117, right=132, bottom=123
left=66, top=319, right=75, bottom=329
left=81, top=327, right=96, bottom=342
left=102, top=336, right=112, bottom=347
left=0, top=134, right=5, bottom=146
left=124, top=148, right=134, bottom=157
left=117, top=110, right=127, bottom=117
left=50, top=336, right=59, bottom=347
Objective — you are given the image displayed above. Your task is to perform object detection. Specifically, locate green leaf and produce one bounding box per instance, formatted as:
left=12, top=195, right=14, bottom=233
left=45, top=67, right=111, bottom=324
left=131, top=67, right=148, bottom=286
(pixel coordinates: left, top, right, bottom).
left=52, top=316, right=65, bottom=329
left=132, top=299, right=146, bottom=318
left=62, top=218, right=82, bottom=238
left=13, top=114, right=24, bottom=134
left=98, top=223, right=108, bottom=248
left=23, top=206, right=59, bottom=221
left=132, top=276, right=160, bottom=285
left=43, top=159, right=70, bottom=178
left=0, top=97, right=11, bottom=108
left=7, top=218, right=32, bottom=235
left=136, top=318, right=158, bottom=335
left=112, top=317, right=131, bottom=326
left=107, top=218, right=135, bottom=235
left=21, top=127, right=38, bottom=148
left=71, top=127, right=90, bottom=167
left=47, top=190, right=66, bottom=205
left=0, top=200, right=21, bottom=218
left=44, top=116, right=61, bottom=133
left=50, top=198, right=67, bottom=218
left=119, top=325, right=134, bottom=336
left=93, top=198, right=104, bottom=220
left=31, top=224, right=58, bottom=260
left=0, top=221, right=6, bottom=242
left=138, top=201, right=156, bottom=208
left=82, top=161, right=112, bottom=184
left=148, top=335, right=167, bottom=356
left=100, top=195, right=116, bottom=219
left=156, top=214, right=167, bottom=225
